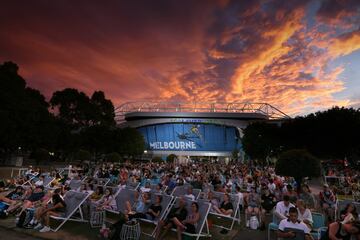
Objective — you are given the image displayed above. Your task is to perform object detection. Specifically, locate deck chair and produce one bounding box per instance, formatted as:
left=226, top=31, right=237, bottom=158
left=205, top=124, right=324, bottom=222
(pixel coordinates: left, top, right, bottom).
left=107, top=188, right=137, bottom=214
left=171, top=186, right=201, bottom=200
left=168, top=198, right=211, bottom=240
left=138, top=193, right=174, bottom=237
left=311, top=212, right=327, bottom=240
left=150, top=184, right=167, bottom=193
left=126, top=180, right=140, bottom=190
left=93, top=178, right=110, bottom=186
left=43, top=176, right=55, bottom=188
left=50, top=190, right=91, bottom=232
left=69, top=179, right=82, bottom=191
left=207, top=191, right=241, bottom=231
left=268, top=208, right=279, bottom=240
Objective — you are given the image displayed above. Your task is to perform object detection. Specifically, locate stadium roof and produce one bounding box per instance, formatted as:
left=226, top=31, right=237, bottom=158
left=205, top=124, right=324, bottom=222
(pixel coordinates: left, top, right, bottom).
left=115, top=101, right=290, bottom=124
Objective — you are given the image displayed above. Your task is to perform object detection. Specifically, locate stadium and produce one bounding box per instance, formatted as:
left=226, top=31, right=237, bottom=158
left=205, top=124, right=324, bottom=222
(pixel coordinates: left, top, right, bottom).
left=115, top=102, right=289, bottom=159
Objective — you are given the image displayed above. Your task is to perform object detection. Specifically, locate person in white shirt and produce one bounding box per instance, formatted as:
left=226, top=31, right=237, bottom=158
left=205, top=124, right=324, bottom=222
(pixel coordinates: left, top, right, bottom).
left=34, top=175, right=44, bottom=187
left=184, top=187, right=195, bottom=201
left=268, top=179, right=276, bottom=194
left=235, top=186, right=244, bottom=211
left=275, top=195, right=295, bottom=223
left=296, top=199, right=313, bottom=230
left=277, top=207, right=314, bottom=240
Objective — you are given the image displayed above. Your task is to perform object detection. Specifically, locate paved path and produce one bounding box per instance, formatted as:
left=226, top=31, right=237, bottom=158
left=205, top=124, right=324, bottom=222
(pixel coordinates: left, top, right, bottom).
left=0, top=227, right=42, bottom=240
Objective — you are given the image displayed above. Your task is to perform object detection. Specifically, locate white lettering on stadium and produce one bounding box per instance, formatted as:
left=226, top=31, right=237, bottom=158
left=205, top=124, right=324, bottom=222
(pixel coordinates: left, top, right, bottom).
left=149, top=141, right=196, bottom=150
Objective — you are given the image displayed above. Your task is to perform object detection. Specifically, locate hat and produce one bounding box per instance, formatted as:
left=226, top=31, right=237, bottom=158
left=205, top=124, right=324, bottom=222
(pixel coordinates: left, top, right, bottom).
left=323, top=184, right=329, bottom=188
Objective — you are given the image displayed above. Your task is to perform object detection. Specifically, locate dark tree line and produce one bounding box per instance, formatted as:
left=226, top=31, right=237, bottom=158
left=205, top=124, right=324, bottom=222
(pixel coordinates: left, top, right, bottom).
left=0, top=61, right=144, bottom=163
left=243, top=106, right=360, bottom=166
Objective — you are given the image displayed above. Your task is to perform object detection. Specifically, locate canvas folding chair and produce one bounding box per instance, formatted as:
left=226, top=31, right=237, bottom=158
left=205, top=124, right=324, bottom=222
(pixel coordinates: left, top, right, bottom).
left=93, top=178, right=110, bottom=186
left=150, top=184, right=167, bottom=193
left=268, top=208, right=279, bottom=240
left=106, top=188, right=137, bottom=214
left=138, top=193, right=174, bottom=237
left=126, top=180, right=140, bottom=190
left=50, top=190, right=91, bottom=232
left=43, top=176, right=55, bottom=188
left=69, top=179, right=82, bottom=191
left=310, top=212, right=327, bottom=240
left=207, top=191, right=241, bottom=231
left=166, top=198, right=211, bottom=240
left=171, top=186, right=201, bottom=200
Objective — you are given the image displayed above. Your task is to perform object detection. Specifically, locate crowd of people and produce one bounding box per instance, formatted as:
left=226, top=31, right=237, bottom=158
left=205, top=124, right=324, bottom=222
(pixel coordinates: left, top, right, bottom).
left=0, top=160, right=359, bottom=240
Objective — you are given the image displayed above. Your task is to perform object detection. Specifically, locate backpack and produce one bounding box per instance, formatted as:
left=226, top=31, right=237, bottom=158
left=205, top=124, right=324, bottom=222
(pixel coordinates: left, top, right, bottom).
left=17, top=209, right=34, bottom=228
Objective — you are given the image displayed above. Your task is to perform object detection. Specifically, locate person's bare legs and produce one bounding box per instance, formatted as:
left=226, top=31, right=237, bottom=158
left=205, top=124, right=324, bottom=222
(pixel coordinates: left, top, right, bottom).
left=159, top=223, right=172, bottom=240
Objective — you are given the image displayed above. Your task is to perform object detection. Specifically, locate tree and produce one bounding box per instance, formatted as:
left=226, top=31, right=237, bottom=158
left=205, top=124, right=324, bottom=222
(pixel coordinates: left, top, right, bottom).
left=114, top=127, right=145, bottom=157
left=50, top=88, right=93, bottom=128
left=90, top=91, right=116, bottom=126
left=275, top=149, right=321, bottom=190
left=242, top=122, right=280, bottom=165
left=0, top=61, right=55, bottom=154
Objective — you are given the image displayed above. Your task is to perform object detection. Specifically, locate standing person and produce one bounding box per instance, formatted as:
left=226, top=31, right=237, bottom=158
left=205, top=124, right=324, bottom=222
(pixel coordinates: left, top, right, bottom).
left=277, top=207, right=314, bottom=240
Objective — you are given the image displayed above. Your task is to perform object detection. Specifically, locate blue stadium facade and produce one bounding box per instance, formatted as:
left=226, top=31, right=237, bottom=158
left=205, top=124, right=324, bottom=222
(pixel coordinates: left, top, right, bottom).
left=116, top=102, right=288, bottom=157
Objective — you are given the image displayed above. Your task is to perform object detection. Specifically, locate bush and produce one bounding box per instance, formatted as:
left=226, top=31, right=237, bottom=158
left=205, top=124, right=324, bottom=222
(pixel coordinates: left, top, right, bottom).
left=276, top=149, right=321, bottom=188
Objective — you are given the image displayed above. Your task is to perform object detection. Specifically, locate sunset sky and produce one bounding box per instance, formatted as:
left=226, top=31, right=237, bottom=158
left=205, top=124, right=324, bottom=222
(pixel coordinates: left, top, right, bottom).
left=1, top=0, right=359, bottom=116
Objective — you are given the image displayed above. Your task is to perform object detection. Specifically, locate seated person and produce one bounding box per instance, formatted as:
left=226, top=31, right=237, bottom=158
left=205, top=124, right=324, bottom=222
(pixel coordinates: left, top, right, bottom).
left=235, top=186, right=244, bottom=212
left=206, top=191, right=220, bottom=212
left=325, top=220, right=360, bottom=240
left=155, top=197, right=188, bottom=240
left=96, top=188, right=117, bottom=211
left=153, top=183, right=164, bottom=193
left=299, top=184, right=316, bottom=210
left=129, top=195, right=162, bottom=221
left=6, top=186, right=25, bottom=201
left=277, top=207, right=313, bottom=240
left=14, top=185, right=45, bottom=216
left=296, top=199, right=313, bottom=230
left=319, top=184, right=336, bottom=221
left=274, top=195, right=295, bottom=223
left=177, top=202, right=200, bottom=239
left=90, top=186, right=104, bottom=202
left=245, top=187, right=261, bottom=227
left=33, top=188, right=66, bottom=232
left=140, top=182, right=151, bottom=193
left=340, top=203, right=358, bottom=224
left=184, top=187, right=196, bottom=201
left=34, top=175, right=45, bottom=187
left=213, top=193, right=233, bottom=216
left=261, top=187, right=276, bottom=213
left=125, top=191, right=151, bottom=215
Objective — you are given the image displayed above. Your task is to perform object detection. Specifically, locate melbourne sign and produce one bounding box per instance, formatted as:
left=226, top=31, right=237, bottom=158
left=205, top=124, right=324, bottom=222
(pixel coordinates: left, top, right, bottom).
left=149, top=141, right=196, bottom=150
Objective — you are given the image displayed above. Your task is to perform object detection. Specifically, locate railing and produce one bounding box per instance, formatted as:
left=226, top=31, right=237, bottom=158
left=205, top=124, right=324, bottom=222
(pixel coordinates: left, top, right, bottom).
left=115, top=101, right=290, bottom=123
